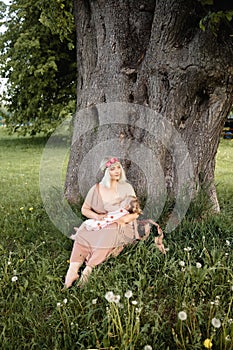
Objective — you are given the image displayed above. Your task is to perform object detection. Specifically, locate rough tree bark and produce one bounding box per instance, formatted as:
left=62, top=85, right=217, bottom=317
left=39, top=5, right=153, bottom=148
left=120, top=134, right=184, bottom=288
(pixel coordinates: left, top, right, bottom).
left=65, top=0, right=233, bottom=218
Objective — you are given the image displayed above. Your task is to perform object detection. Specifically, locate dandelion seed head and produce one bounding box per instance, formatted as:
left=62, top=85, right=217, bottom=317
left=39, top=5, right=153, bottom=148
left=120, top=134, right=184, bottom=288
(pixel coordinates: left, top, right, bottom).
left=7, top=261, right=11, bottom=265
left=57, top=302, right=62, bottom=307
left=124, top=290, right=133, bottom=299
left=11, top=276, right=18, bottom=282
left=211, top=317, right=221, bottom=328
left=196, top=262, right=202, bottom=268
left=112, top=294, right=121, bottom=304
left=178, top=311, right=187, bottom=321
left=92, top=298, right=98, bottom=305
left=63, top=298, right=68, bottom=304
left=226, top=240, right=230, bottom=246
left=105, top=291, right=114, bottom=302
left=184, top=247, right=192, bottom=252
left=179, top=261, right=185, bottom=267
left=144, top=346, right=153, bottom=350
left=131, top=300, right=138, bottom=305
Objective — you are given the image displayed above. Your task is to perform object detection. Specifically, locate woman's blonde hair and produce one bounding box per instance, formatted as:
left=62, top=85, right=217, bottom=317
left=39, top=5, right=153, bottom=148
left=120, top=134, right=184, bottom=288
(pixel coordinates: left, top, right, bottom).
left=99, top=157, right=127, bottom=188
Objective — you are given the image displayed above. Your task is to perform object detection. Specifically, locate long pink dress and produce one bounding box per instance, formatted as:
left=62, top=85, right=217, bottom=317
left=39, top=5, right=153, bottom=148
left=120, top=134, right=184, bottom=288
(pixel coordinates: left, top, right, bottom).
left=70, top=182, right=138, bottom=268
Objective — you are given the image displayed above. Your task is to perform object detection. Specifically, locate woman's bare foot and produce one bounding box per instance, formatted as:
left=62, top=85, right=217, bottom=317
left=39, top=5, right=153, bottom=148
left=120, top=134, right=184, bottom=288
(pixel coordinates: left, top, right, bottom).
left=77, top=266, right=92, bottom=287
left=64, top=271, right=79, bottom=288
left=64, top=262, right=82, bottom=288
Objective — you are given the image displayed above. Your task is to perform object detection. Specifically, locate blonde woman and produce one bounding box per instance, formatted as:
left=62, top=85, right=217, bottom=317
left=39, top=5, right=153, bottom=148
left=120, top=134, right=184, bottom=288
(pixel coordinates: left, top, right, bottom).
left=64, top=157, right=140, bottom=288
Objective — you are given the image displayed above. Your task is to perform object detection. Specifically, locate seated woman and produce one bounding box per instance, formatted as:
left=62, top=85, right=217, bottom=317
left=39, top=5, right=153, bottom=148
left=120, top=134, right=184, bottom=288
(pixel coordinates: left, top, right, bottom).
left=64, top=157, right=140, bottom=288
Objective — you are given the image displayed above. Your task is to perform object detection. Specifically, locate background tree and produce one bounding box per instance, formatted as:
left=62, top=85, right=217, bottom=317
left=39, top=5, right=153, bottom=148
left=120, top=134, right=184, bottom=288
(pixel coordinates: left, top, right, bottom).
left=65, top=0, right=233, bottom=217
left=0, top=0, right=76, bottom=135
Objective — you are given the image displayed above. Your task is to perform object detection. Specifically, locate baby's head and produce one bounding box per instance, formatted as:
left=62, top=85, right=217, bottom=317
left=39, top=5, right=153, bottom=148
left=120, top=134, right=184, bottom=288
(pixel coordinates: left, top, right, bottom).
left=125, top=196, right=142, bottom=215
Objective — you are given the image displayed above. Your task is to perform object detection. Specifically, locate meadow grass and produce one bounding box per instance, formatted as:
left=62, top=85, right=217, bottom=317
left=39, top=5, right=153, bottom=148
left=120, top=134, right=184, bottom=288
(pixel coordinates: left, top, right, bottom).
left=0, top=128, right=232, bottom=350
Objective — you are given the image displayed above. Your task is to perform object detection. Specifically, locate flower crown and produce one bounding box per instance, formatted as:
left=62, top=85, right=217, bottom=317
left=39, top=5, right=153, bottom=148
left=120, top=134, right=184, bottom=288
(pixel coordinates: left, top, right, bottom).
left=105, top=157, right=120, bottom=168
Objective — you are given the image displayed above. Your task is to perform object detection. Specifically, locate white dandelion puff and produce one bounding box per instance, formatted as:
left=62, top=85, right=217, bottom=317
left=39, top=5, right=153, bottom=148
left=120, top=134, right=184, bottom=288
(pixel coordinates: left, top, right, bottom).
left=124, top=290, right=133, bottom=299
left=57, top=302, right=62, bottom=308
left=211, top=317, right=221, bottom=328
left=112, top=294, right=121, bottom=304
left=11, top=276, right=18, bottom=282
left=178, top=311, right=187, bottom=321
left=179, top=261, right=185, bottom=267
left=92, top=298, right=98, bottom=305
left=184, top=247, right=192, bottom=252
left=105, top=291, right=114, bottom=302
left=144, top=345, right=153, bottom=350
left=131, top=300, right=138, bottom=305
left=226, top=240, right=230, bottom=246
left=63, top=298, right=68, bottom=304
left=196, top=262, right=202, bottom=268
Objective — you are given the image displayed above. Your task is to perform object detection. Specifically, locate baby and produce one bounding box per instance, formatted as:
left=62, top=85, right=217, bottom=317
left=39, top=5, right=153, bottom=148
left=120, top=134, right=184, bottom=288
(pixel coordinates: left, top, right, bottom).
left=70, top=196, right=141, bottom=239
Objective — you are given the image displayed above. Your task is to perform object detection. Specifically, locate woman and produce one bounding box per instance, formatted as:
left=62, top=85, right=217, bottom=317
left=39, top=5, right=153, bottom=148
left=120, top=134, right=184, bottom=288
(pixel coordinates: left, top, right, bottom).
left=64, top=157, right=140, bottom=288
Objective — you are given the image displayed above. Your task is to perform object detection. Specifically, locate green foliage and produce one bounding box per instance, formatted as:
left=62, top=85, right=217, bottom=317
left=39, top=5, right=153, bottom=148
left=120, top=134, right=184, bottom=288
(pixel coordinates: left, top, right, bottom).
left=0, top=129, right=232, bottom=349
left=0, top=0, right=76, bottom=136
left=199, top=1, right=233, bottom=35
left=199, top=10, right=233, bottom=35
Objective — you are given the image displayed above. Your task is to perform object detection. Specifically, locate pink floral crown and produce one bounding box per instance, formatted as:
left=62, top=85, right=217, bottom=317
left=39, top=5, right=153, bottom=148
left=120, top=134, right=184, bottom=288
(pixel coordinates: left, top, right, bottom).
left=105, top=157, right=120, bottom=168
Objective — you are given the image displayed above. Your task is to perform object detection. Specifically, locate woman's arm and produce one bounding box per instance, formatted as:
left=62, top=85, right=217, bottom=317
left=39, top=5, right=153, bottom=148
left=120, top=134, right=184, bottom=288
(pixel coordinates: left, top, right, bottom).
left=115, top=212, right=139, bottom=225
left=81, top=202, right=106, bottom=220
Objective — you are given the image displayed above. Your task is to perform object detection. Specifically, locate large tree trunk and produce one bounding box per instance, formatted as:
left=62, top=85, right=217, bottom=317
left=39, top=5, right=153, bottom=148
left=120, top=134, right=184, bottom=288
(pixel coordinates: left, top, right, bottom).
left=65, top=0, right=233, bottom=230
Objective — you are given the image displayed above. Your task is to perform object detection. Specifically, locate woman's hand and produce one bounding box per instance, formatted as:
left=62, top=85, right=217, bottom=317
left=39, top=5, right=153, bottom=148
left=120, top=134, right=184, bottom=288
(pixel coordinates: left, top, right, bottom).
left=95, top=213, right=107, bottom=221
left=115, top=213, right=138, bottom=226
left=115, top=217, right=126, bottom=226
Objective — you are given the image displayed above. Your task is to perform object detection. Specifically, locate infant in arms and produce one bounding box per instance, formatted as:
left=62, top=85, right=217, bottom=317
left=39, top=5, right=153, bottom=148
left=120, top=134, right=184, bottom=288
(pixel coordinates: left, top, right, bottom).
left=71, top=196, right=141, bottom=239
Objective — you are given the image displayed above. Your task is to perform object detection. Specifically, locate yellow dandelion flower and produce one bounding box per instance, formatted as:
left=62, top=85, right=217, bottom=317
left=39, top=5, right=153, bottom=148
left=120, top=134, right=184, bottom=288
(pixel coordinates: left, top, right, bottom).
left=203, top=339, right=213, bottom=349
left=20, top=207, right=24, bottom=211
left=29, top=207, right=33, bottom=212
left=19, top=259, right=24, bottom=263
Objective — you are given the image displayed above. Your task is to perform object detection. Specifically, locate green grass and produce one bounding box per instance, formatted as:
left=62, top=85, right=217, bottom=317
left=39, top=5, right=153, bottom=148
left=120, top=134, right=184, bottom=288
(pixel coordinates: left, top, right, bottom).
left=0, top=128, right=232, bottom=350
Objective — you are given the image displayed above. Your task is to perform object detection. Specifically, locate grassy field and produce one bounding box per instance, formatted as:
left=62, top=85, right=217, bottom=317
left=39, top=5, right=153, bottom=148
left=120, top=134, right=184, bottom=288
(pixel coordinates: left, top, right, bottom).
left=0, top=128, right=232, bottom=350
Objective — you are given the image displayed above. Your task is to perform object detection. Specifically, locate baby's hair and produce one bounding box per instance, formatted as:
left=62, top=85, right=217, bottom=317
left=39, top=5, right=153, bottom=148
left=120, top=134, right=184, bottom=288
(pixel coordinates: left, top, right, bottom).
left=126, top=196, right=142, bottom=215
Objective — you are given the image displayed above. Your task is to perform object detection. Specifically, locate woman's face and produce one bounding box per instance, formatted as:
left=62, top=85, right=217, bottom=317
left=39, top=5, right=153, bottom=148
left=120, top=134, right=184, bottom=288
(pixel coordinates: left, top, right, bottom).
left=109, top=163, right=121, bottom=181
